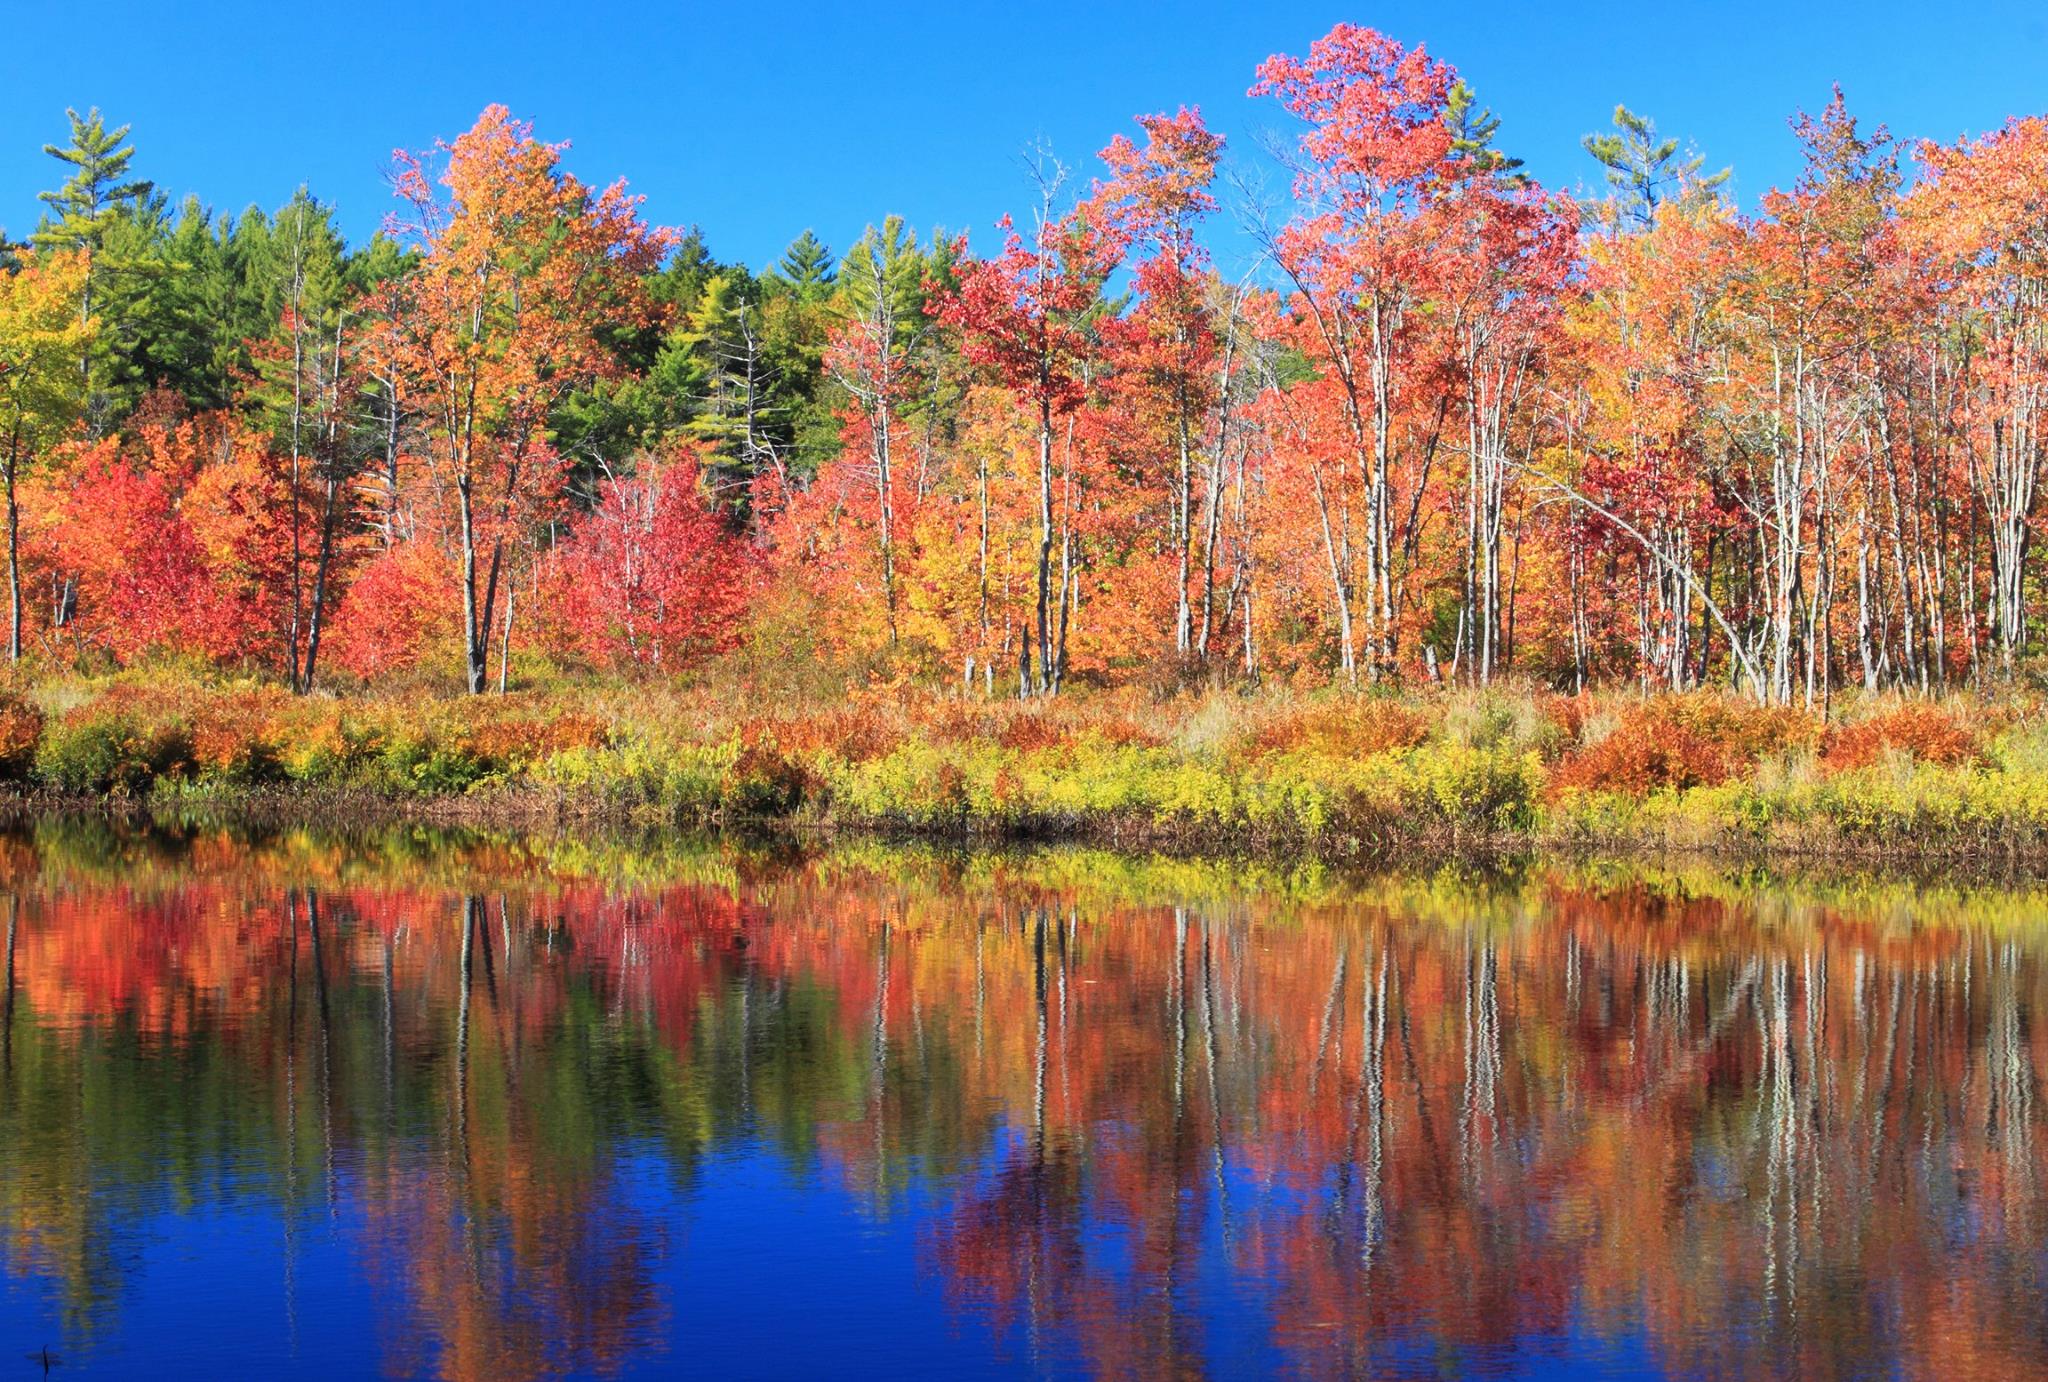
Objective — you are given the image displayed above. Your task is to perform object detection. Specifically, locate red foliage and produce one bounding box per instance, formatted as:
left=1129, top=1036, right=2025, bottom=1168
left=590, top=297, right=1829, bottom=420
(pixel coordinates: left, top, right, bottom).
left=550, top=450, right=752, bottom=671
left=30, top=436, right=237, bottom=663
left=1250, top=26, right=1458, bottom=202
left=937, top=209, right=1119, bottom=421
left=0, top=692, right=42, bottom=778
left=326, top=540, right=456, bottom=681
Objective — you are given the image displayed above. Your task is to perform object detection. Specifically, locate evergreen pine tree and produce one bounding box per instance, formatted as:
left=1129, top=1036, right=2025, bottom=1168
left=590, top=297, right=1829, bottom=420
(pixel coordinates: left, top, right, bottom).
left=772, top=229, right=837, bottom=298
left=32, top=108, right=160, bottom=425
left=33, top=108, right=153, bottom=263
left=1445, top=82, right=1527, bottom=184
left=1582, top=105, right=1729, bottom=233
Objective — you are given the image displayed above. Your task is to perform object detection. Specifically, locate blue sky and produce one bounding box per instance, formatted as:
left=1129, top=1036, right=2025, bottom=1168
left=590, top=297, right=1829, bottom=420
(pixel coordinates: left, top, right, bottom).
left=3, top=0, right=2043, bottom=274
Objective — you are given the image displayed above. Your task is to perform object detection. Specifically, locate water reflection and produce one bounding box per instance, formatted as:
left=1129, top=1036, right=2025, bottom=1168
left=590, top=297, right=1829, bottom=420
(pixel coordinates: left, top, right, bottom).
left=0, top=825, right=2042, bottom=1378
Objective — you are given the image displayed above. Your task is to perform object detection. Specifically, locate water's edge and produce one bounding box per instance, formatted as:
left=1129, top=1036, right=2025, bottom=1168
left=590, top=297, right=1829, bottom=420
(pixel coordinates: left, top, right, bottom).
left=3, top=785, right=2044, bottom=889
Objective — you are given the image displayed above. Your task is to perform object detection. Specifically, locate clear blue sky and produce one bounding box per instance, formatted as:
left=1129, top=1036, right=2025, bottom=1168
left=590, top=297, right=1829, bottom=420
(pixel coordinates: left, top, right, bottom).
left=3, top=0, right=2044, bottom=274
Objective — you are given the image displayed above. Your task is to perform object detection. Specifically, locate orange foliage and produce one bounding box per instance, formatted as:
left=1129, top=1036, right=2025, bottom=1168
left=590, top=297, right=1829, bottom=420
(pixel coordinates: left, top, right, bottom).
left=0, top=691, right=42, bottom=778
left=1553, top=695, right=1821, bottom=795
left=1822, top=702, right=1984, bottom=770
left=1251, top=698, right=1431, bottom=756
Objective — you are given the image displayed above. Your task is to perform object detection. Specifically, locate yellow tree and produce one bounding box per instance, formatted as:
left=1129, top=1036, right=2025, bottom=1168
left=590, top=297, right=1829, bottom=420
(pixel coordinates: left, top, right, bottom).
left=0, top=250, right=93, bottom=662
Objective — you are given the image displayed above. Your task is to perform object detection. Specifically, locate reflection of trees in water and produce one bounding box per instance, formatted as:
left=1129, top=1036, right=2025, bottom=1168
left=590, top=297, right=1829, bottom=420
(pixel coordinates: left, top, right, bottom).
left=361, top=896, right=672, bottom=1381
left=0, top=880, right=691, bottom=1379
left=0, top=837, right=2044, bottom=1376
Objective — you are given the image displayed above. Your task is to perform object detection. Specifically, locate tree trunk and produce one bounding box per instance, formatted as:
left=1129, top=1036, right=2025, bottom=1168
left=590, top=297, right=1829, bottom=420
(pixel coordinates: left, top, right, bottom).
left=299, top=479, right=340, bottom=694
left=458, top=472, right=501, bottom=697
left=498, top=575, right=516, bottom=695
left=1034, top=395, right=1055, bottom=695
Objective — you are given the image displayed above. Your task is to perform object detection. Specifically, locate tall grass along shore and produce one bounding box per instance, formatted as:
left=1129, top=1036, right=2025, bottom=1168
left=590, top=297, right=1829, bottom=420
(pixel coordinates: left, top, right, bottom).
left=7, top=674, right=2047, bottom=863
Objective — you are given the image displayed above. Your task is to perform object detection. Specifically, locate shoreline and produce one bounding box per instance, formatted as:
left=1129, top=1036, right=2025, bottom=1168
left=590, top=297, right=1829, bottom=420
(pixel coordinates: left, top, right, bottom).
left=16, top=779, right=2048, bottom=880
left=5, top=677, right=2046, bottom=877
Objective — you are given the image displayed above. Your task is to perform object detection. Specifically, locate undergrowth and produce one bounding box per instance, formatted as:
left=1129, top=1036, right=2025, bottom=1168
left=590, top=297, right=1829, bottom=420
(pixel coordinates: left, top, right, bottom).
left=4, top=671, right=2045, bottom=858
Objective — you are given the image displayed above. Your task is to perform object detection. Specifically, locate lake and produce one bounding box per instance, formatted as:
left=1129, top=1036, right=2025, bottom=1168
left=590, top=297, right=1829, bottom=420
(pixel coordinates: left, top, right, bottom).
left=0, top=823, right=2040, bottom=1379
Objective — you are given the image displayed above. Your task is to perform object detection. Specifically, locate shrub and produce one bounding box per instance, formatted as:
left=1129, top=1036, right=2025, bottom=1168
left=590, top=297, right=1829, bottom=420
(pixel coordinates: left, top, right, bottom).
left=1250, top=697, right=1429, bottom=758
left=722, top=740, right=813, bottom=818
left=279, top=711, right=379, bottom=784
left=1441, top=689, right=1563, bottom=757
left=0, top=693, right=43, bottom=780
left=38, top=710, right=194, bottom=795
left=761, top=704, right=904, bottom=764
left=1542, top=693, right=1599, bottom=745
left=460, top=712, right=608, bottom=770
left=540, top=736, right=740, bottom=819
left=1551, top=694, right=1820, bottom=796
left=1552, top=714, right=1729, bottom=794
left=1823, top=702, right=1981, bottom=771
left=376, top=732, right=492, bottom=795
left=998, top=711, right=1071, bottom=752
left=186, top=692, right=288, bottom=785
left=1404, top=746, right=1542, bottom=833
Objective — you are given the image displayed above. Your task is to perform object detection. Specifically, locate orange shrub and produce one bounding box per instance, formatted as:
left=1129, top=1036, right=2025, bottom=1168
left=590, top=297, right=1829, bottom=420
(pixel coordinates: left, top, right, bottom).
left=1822, top=703, right=1981, bottom=771
left=1250, top=699, right=1430, bottom=757
left=0, top=693, right=42, bottom=779
left=998, top=711, right=1071, bottom=752
left=1551, top=722, right=1730, bottom=794
left=764, top=705, right=905, bottom=764
left=920, top=700, right=1000, bottom=747
left=185, top=688, right=291, bottom=782
left=1541, top=693, right=1598, bottom=746
left=1551, top=695, right=1821, bottom=796
left=460, top=713, right=608, bottom=765
left=1087, top=713, right=1166, bottom=748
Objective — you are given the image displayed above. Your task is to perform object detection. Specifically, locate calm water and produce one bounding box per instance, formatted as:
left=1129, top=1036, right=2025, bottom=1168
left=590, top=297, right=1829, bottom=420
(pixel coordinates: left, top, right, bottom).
left=0, top=826, right=2043, bottom=1379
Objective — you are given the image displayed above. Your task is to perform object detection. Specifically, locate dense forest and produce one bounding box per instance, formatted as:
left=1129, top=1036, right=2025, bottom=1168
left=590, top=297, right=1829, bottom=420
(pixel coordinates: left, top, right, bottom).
left=2, top=22, right=2044, bottom=708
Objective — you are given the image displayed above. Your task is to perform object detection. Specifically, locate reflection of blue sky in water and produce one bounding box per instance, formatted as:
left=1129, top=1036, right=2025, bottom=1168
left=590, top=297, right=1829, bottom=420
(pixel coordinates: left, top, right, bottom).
left=0, top=833, right=2040, bottom=1379
left=11, top=1142, right=1671, bottom=1378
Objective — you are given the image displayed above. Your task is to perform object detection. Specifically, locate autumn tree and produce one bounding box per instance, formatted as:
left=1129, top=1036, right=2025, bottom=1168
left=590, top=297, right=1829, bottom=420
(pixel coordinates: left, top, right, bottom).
left=1090, top=108, right=1231, bottom=664
left=1437, top=163, right=1577, bottom=684
left=235, top=190, right=363, bottom=690
left=1906, top=116, right=2048, bottom=680
left=1252, top=24, right=1464, bottom=681
left=8, top=41, right=2048, bottom=699
left=553, top=448, right=750, bottom=670
left=389, top=106, right=670, bottom=694
left=348, top=234, right=423, bottom=550
left=27, top=411, right=232, bottom=665
left=0, top=251, right=94, bottom=661
left=939, top=164, right=1120, bottom=696
left=823, top=216, right=936, bottom=644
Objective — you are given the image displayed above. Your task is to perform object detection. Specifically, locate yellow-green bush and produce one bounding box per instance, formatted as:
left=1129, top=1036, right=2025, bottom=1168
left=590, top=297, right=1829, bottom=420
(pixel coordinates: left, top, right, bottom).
left=38, top=708, right=195, bottom=795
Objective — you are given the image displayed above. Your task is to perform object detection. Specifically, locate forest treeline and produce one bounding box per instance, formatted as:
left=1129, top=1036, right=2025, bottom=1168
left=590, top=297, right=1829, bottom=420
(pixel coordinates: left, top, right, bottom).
left=2, top=23, right=2045, bottom=707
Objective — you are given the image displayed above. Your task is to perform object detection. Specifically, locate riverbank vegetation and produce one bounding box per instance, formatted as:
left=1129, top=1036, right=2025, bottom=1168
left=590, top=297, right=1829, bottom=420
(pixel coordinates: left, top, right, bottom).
left=5, top=674, right=2046, bottom=860
left=3, top=24, right=2047, bottom=854
left=15, top=808, right=2048, bottom=934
